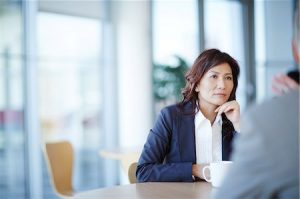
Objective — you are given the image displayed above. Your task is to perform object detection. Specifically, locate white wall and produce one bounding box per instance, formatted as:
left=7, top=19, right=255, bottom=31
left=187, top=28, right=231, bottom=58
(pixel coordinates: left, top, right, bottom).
left=112, top=1, right=152, bottom=148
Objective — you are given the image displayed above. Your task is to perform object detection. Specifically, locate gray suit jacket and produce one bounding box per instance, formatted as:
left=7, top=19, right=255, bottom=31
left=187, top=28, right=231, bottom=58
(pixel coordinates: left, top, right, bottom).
left=215, top=91, right=299, bottom=199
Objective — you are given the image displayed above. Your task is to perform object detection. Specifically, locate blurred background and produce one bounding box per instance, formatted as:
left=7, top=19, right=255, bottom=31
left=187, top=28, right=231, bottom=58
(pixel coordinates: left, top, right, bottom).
left=0, top=0, right=296, bottom=198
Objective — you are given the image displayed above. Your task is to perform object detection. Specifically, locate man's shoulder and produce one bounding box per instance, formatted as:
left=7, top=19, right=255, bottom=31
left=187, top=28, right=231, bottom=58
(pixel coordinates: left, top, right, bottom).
left=241, top=90, right=299, bottom=139
left=247, top=90, right=299, bottom=117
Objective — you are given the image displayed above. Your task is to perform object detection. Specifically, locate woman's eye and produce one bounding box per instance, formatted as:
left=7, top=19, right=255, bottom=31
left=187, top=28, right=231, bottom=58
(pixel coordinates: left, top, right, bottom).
left=225, top=76, right=232, bottom=80
left=211, top=75, right=218, bottom=79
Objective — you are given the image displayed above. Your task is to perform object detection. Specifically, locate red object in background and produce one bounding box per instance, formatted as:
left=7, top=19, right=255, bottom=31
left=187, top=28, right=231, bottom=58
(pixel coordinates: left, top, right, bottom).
left=0, top=110, right=23, bottom=128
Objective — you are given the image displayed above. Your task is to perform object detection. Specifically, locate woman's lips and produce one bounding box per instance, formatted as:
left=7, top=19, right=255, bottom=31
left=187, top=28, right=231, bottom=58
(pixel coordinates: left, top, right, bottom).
left=214, top=93, right=226, bottom=97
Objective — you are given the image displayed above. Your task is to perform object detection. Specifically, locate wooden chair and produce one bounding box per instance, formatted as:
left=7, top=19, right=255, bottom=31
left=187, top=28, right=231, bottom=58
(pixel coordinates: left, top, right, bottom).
left=43, top=141, right=75, bottom=198
left=128, top=162, right=138, bottom=183
left=99, top=148, right=140, bottom=183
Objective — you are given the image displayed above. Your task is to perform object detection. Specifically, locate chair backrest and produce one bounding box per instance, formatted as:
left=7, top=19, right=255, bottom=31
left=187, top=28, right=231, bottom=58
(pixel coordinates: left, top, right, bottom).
left=128, top=162, right=138, bottom=184
left=43, top=141, right=74, bottom=198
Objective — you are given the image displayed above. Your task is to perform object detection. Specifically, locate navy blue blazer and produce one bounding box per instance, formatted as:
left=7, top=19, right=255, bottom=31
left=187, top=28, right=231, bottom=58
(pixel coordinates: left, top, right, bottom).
left=136, top=102, right=236, bottom=182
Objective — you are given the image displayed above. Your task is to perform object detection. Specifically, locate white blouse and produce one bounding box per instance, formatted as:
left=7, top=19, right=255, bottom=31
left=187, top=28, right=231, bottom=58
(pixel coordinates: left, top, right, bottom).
left=194, top=110, right=222, bottom=164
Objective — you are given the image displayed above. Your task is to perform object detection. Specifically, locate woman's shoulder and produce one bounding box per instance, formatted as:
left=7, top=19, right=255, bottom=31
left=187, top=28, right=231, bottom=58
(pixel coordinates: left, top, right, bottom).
left=160, top=101, right=194, bottom=116
left=160, top=104, right=180, bottom=116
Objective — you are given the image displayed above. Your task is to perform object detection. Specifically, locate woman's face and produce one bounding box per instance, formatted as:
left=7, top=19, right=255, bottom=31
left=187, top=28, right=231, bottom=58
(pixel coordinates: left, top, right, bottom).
left=195, top=63, right=234, bottom=108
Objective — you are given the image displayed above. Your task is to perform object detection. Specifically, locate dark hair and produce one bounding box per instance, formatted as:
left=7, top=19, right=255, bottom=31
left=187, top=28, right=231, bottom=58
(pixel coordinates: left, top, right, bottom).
left=180, top=48, right=240, bottom=114
left=287, top=69, right=300, bottom=83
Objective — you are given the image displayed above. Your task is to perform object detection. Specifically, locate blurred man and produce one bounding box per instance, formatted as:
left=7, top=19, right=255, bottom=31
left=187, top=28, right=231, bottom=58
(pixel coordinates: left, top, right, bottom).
left=272, top=69, right=299, bottom=95
left=215, top=1, right=299, bottom=198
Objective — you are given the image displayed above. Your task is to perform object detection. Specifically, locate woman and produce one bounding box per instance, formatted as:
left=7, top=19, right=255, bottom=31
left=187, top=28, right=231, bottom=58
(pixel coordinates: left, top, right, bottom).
left=136, top=49, right=240, bottom=182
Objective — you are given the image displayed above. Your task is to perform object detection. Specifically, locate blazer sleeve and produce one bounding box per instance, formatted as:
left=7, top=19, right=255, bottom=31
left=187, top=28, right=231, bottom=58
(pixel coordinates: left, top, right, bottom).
left=136, top=107, right=193, bottom=182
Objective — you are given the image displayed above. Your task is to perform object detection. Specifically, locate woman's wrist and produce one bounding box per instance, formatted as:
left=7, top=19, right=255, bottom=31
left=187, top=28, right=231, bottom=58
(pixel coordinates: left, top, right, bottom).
left=192, top=164, right=198, bottom=177
left=192, top=164, right=208, bottom=179
left=233, top=122, right=240, bottom=132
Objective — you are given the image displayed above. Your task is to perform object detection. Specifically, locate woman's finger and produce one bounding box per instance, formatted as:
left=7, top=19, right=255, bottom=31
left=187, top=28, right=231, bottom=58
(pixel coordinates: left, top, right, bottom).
left=224, top=106, right=234, bottom=113
left=215, top=106, right=220, bottom=113
left=217, top=104, right=230, bottom=115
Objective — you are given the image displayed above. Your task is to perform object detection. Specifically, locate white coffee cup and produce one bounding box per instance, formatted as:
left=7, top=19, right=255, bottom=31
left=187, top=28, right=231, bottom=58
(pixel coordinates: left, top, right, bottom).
left=202, top=161, right=233, bottom=187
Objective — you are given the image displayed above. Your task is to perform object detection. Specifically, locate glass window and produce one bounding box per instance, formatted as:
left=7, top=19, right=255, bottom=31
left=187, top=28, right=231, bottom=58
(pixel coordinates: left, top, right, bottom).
left=0, top=2, right=26, bottom=199
left=152, top=0, right=199, bottom=63
left=255, top=0, right=295, bottom=101
left=37, top=12, right=104, bottom=197
left=204, top=0, right=247, bottom=110
left=152, top=0, right=199, bottom=113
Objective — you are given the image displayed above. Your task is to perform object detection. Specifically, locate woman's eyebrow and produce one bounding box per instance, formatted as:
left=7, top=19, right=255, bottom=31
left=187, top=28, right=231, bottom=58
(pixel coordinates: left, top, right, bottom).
left=208, top=71, right=232, bottom=75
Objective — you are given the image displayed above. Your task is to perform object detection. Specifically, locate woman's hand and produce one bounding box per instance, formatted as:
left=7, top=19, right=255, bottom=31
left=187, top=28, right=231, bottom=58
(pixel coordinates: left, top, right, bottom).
left=192, top=164, right=209, bottom=179
left=215, top=100, right=240, bottom=131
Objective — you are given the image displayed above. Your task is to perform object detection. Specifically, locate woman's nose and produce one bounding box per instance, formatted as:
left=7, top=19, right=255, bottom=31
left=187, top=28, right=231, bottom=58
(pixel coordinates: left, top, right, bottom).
left=217, top=79, right=225, bottom=89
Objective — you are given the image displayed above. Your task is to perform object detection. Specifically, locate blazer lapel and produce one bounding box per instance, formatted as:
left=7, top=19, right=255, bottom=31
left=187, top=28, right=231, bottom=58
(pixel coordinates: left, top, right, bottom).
left=177, top=103, right=196, bottom=163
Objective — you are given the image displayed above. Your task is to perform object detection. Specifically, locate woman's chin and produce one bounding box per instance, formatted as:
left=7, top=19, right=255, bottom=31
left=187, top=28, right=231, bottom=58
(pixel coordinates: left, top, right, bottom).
left=214, top=100, right=227, bottom=106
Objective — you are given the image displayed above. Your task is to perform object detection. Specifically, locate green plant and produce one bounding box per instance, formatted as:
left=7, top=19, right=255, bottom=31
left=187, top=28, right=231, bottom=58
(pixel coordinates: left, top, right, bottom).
left=153, top=56, right=189, bottom=102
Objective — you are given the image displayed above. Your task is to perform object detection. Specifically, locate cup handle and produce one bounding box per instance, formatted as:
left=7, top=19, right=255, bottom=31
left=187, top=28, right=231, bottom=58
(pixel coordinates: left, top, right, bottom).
left=202, top=165, right=212, bottom=182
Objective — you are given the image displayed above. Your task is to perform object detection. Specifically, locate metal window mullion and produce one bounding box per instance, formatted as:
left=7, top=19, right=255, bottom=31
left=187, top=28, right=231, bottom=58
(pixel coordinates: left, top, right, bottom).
left=241, top=0, right=256, bottom=104
left=22, top=0, right=42, bottom=199
left=100, top=0, right=119, bottom=186
left=198, top=0, right=205, bottom=52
